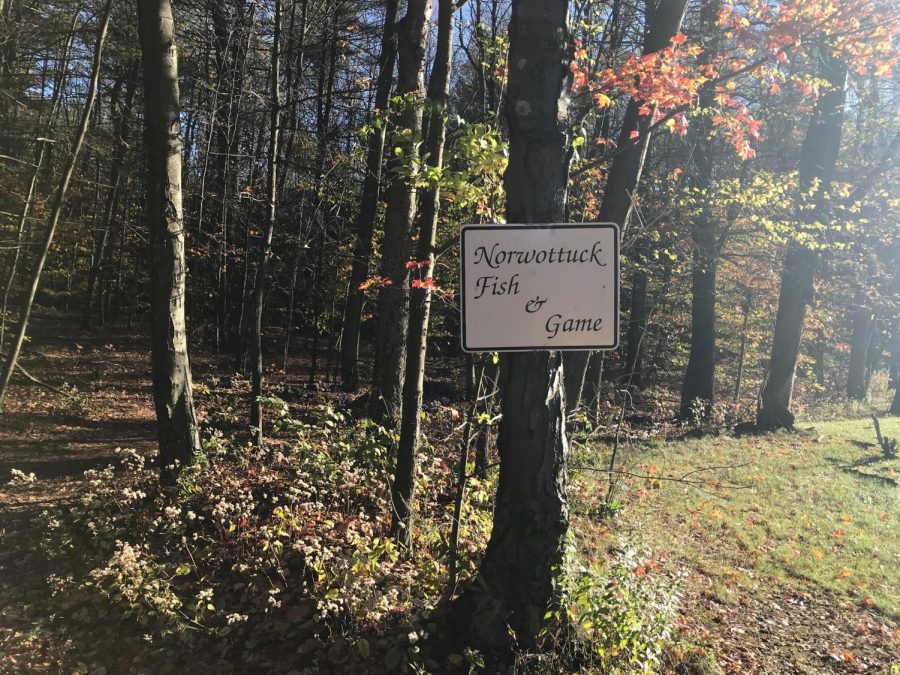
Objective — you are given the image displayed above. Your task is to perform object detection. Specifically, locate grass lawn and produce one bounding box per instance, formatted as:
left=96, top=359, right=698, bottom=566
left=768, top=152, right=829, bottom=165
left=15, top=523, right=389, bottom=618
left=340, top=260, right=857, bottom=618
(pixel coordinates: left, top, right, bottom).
left=573, top=416, right=900, bottom=620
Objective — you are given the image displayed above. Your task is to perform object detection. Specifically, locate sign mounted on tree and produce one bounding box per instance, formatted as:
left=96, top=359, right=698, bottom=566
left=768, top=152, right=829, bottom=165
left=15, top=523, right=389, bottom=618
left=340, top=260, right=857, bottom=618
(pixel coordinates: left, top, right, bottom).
left=460, top=223, right=619, bottom=352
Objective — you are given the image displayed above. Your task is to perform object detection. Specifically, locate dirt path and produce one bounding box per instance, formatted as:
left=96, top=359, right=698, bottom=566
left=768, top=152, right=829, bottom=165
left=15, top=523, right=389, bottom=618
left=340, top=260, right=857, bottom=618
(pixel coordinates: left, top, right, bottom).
left=0, top=320, right=160, bottom=671
left=0, top=320, right=158, bottom=507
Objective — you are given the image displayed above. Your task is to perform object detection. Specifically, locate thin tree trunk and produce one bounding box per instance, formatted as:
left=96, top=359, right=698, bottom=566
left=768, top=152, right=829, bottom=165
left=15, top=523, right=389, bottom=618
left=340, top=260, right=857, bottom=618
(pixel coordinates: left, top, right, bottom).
left=734, top=289, right=752, bottom=403
left=368, top=0, right=433, bottom=425
left=847, top=302, right=874, bottom=401
left=888, top=317, right=900, bottom=389
left=0, top=1, right=112, bottom=409
left=308, top=4, right=338, bottom=386
left=137, top=0, right=201, bottom=472
left=0, top=14, right=77, bottom=355
left=563, top=0, right=689, bottom=411
left=891, top=370, right=900, bottom=416
left=249, top=0, right=281, bottom=446
left=583, top=352, right=605, bottom=419
left=757, top=47, right=847, bottom=431
left=282, top=199, right=306, bottom=378
left=452, top=0, right=571, bottom=650
left=340, top=0, right=401, bottom=391
left=392, top=0, right=454, bottom=547
left=863, top=318, right=887, bottom=394
left=83, top=59, right=139, bottom=328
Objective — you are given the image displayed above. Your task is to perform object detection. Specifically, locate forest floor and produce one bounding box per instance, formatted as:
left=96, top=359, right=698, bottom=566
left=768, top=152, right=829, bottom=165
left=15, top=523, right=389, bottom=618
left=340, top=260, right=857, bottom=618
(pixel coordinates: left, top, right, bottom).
left=0, top=319, right=898, bottom=673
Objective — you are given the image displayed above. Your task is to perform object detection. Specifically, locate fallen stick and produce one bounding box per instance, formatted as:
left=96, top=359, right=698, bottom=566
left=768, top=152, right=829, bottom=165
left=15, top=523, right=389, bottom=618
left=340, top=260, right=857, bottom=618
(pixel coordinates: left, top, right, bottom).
left=14, top=363, right=78, bottom=400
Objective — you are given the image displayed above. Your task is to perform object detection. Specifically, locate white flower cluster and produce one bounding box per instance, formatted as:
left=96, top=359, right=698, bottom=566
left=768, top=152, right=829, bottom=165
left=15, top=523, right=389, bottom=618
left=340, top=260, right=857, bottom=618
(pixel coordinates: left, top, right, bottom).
left=8, top=468, right=36, bottom=486
left=115, top=447, right=146, bottom=472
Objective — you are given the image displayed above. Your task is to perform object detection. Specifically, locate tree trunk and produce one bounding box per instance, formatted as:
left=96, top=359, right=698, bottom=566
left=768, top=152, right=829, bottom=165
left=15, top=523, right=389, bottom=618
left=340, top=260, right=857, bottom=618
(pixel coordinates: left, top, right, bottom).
left=83, top=59, right=140, bottom=328
left=562, top=0, right=689, bottom=411
left=582, top=352, right=605, bottom=419
left=137, top=0, right=201, bottom=472
left=391, top=0, right=455, bottom=547
left=308, top=5, right=339, bottom=387
left=734, top=289, right=753, bottom=403
left=249, top=0, right=281, bottom=446
left=680, top=238, right=717, bottom=417
left=0, top=1, right=112, bottom=409
left=368, top=0, right=433, bottom=426
left=623, top=262, right=649, bottom=384
left=679, top=3, right=719, bottom=419
left=340, top=0, right=401, bottom=392
left=891, top=370, right=900, bottom=416
left=452, top=0, right=571, bottom=651
left=0, top=15, right=77, bottom=355
left=888, top=318, right=900, bottom=389
left=757, top=47, right=847, bottom=431
left=847, top=304, right=874, bottom=401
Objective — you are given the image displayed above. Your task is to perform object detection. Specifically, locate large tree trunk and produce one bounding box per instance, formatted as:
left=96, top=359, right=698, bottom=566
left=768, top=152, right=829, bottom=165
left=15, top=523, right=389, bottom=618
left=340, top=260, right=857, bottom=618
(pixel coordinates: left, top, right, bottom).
left=680, top=225, right=717, bottom=416
left=340, top=0, right=401, bottom=392
left=249, top=0, right=281, bottom=446
left=0, top=1, right=112, bottom=409
left=138, top=0, right=201, bottom=472
left=757, top=48, right=847, bottom=431
left=452, top=0, right=571, bottom=651
left=563, top=0, right=689, bottom=411
left=391, top=0, right=455, bottom=548
left=679, top=1, right=719, bottom=419
left=368, top=0, right=433, bottom=425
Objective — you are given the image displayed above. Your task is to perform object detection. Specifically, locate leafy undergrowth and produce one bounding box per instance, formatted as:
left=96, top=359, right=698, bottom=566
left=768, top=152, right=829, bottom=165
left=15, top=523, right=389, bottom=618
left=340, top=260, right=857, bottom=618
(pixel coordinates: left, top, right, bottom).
left=572, top=416, right=900, bottom=673
left=28, top=403, right=494, bottom=673
left=3, top=327, right=898, bottom=673
left=4, top=393, right=693, bottom=674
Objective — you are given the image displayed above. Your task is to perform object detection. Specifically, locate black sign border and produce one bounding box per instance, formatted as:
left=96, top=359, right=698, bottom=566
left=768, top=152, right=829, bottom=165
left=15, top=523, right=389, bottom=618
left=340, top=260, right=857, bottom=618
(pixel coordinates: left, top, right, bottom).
left=460, top=223, right=620, bottom=353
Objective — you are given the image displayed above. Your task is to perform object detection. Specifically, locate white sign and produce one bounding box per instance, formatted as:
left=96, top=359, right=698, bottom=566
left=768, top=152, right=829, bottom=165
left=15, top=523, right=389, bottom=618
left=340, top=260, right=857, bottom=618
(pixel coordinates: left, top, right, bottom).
left=460, top=223, right=619, bottom=352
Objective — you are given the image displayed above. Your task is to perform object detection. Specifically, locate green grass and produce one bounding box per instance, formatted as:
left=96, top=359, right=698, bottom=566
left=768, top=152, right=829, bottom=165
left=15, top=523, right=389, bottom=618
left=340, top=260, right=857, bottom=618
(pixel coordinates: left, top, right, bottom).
left=572, top=416, right=900, bottom=619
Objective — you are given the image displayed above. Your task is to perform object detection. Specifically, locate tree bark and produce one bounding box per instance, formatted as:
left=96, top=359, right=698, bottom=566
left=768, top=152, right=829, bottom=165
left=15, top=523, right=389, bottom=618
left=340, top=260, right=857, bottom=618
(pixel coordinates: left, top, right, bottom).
left=680, top=229, right=717, bottom=417
left=888, top=317, right=900, bottom=389
left=0, top=15, right=77, bottom=355
left=757, top=47, right=847, bottom=431
left=83, top=59, right=140, bottom=329
left=891, top=369, right=900, bottom=416
left=0, top=1, right=112, bottom=409
left=452, top=0, right=571, bottom=651
left=679, top=1, right=719, bottom=419
left=391, top=0, right=455, bottom=547
left=137, top=0, right=201, bottom=472
left=249, top=0, right=281, bottom=446
left=340, top=0, right=401, bottom=392
left=562, top=0, right=689, bottom=411
left=734, top=288, right=753, bottom=403
left=847, top=303, right=874, bottom=401
left=368, top=0, right=433, bottom=426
